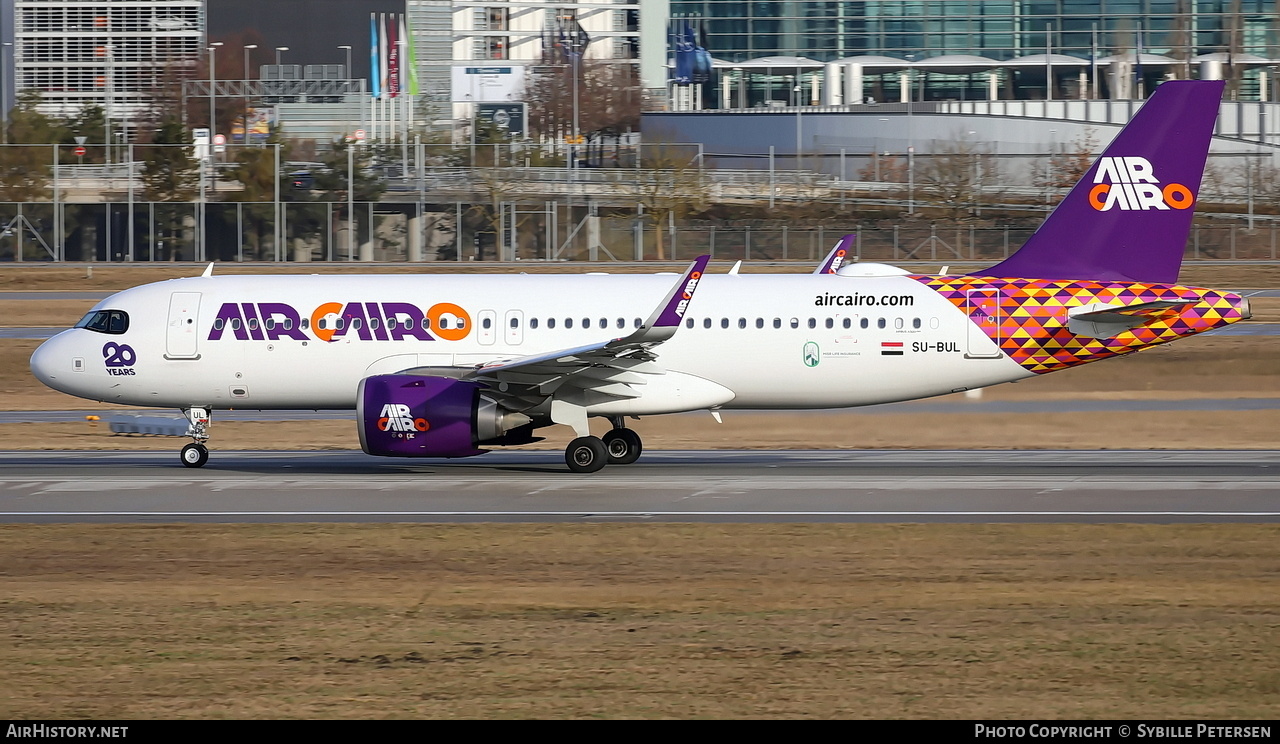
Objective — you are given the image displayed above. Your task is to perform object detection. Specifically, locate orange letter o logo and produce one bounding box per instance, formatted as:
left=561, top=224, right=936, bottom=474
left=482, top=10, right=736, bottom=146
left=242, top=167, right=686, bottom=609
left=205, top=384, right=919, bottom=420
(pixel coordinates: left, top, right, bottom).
left=1163, top=183, right=1194, bottom=209
left=427, top=303, right=472, bottom=342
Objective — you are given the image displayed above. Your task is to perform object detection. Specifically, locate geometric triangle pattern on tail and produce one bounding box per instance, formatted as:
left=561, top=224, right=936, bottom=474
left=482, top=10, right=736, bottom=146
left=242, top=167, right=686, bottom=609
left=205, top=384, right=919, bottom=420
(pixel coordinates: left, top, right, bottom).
left=914, top=275, right=1247, bottom=374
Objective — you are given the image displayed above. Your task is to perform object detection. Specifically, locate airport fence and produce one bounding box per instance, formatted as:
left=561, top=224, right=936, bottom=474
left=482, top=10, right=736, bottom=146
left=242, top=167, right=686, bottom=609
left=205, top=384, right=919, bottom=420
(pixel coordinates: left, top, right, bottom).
left=2, top=199, right=1279, bottom=265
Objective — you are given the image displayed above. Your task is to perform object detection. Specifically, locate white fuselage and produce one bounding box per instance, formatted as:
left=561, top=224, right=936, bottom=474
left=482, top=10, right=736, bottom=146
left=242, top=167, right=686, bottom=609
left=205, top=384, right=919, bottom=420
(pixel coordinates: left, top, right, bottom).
left=31, top=272, right=1035, bottom=413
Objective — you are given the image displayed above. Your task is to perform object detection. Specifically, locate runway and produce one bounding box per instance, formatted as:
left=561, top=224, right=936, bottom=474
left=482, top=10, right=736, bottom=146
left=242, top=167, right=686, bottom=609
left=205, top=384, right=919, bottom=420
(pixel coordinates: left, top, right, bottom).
left=2, top=449, right=1278, bottom=524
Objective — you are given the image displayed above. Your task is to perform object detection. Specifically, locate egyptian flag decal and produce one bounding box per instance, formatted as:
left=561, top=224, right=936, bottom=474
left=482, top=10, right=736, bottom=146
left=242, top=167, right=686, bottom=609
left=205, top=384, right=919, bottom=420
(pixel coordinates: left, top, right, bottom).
left=881, top=342, right=904, bottom=356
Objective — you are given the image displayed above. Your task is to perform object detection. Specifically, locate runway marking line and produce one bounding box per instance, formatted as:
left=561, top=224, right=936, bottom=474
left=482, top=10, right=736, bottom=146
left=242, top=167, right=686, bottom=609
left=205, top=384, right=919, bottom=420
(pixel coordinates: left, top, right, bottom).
left=3, top=511, right=1280, bottom=518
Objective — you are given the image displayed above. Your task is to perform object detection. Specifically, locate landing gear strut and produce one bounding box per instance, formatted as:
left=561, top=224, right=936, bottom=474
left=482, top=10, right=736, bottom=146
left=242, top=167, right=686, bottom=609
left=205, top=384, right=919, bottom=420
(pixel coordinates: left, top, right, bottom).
left=180, top=407, right=211, bottom=468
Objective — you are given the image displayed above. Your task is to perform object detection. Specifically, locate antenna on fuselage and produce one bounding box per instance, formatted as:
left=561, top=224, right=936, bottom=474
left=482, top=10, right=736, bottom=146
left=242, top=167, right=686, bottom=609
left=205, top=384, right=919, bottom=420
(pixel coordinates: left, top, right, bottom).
left=200, top=263, right=214, bottom=278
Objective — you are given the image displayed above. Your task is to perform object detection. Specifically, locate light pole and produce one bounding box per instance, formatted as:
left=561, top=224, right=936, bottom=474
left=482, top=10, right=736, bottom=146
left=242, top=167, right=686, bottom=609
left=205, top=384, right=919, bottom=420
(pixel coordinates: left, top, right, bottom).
left=243, top=44, right=257, bottom=80
left=208, top=42, right=222, bottom=139
left=1, top=41, right=11, bottom=145
left=275, top=46, right=288, bottom=68
left=338, top=45, right=352, bottom=80
left=242, top=44, right=257, bottom=145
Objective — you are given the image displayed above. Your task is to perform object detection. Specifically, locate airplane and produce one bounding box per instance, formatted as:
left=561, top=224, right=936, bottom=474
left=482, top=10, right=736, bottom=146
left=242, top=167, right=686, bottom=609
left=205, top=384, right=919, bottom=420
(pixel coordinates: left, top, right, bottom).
left=29, top=80, right=1250, bottom=473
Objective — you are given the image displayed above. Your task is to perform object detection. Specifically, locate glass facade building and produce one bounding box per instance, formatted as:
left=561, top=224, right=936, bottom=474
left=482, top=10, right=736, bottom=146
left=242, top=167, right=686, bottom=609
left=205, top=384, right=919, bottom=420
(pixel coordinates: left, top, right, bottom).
left=672, top=1, right=1280, bottom=103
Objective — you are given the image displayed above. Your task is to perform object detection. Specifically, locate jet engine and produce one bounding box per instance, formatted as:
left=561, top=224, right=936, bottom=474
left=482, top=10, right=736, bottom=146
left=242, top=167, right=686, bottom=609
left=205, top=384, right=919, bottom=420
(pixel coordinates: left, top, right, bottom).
left=357, top=374, right=530, bottom=458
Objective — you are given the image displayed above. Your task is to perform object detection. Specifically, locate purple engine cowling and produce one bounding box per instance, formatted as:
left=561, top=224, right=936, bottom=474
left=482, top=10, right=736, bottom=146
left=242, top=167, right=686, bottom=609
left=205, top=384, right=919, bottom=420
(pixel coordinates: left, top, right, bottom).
left=358, top=374, right=489, bottom=458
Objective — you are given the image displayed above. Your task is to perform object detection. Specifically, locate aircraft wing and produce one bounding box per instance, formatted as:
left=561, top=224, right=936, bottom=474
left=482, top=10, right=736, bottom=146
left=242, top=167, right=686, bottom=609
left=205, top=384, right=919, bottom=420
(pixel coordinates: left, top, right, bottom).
left=463, top=256, right=711, bottom=410
left=814, top=234, right=855, bottom=274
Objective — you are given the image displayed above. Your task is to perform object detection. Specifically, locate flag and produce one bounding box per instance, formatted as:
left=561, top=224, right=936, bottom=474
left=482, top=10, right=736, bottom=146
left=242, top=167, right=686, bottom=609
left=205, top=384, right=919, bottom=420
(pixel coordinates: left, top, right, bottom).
left=388, top=13, right=400, bottom=98
left=692, top=19, right=712, bottom=84
left=672, top=19, right=693, bottom=84
left=402, top=14, right=419, bottom=96
left=567, top=19, right=591, bottom=59
left=369, top=13, right=380, bottom=98
left=379, top=13, right=389, bottom=100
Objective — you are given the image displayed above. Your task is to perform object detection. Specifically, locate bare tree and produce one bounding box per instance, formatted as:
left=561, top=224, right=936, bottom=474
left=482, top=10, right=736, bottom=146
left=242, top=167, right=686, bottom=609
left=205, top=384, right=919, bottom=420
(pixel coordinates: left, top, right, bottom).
left=622, top=143, right=712, bottom=260
left=916, top=137, right=999, bottom=220
left=523, top=59, right=641, bottom=144
left=1038, top=128, right=1098, bottom=189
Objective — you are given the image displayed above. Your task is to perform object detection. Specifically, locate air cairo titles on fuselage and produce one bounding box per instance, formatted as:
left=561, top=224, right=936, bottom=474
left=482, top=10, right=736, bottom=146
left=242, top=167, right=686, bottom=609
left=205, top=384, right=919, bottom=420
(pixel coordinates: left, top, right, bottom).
left=207, top=301, right=472, bottom=343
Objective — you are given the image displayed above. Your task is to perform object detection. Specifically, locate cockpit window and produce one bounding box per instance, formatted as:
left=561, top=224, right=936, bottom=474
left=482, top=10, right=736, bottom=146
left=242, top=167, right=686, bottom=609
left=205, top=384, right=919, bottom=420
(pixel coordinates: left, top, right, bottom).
left=74, top=310, right=129, bottom=335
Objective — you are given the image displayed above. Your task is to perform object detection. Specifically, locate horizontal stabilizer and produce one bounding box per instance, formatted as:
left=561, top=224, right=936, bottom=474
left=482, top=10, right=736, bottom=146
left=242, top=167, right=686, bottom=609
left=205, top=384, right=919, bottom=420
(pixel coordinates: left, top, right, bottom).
left=1067, top=299, right=1195, bottom=338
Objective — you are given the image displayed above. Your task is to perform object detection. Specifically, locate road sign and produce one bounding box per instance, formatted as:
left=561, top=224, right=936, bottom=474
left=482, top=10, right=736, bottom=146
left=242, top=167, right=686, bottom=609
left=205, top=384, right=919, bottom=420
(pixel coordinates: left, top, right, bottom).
left=74, top=136, right=87, bottom=146
left=354, top=129, right=366, bottom=142
left=213, top=134, right=226, bottom=145
left=565, top=135, right=584, bottom=145
left=73, top=146, right=86, bottom=157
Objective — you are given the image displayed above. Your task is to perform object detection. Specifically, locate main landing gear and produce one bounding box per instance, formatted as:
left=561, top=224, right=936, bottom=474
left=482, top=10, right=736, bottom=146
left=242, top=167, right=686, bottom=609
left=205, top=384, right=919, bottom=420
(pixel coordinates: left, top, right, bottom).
left=179, top=407, right=211, bottom=468
left=564, top=419, right=643, bottom=473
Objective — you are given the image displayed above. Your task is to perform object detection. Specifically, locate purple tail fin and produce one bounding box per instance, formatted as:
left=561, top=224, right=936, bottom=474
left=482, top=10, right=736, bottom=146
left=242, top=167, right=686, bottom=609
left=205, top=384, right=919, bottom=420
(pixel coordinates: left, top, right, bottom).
left=971, top=80, right=1224, bottom=284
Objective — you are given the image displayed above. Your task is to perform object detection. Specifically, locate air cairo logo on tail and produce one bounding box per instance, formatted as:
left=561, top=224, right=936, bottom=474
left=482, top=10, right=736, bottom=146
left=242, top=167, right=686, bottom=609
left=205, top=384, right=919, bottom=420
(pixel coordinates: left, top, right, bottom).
left=1088, top=156, right=1195, bottom=212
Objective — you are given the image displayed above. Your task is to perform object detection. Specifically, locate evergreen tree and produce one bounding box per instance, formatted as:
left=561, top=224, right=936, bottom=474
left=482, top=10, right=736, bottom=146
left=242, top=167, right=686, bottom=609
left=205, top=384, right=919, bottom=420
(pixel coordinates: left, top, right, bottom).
left=141, top=116, right=198, bottom=202
left=0, top=90, right=61, bottom=201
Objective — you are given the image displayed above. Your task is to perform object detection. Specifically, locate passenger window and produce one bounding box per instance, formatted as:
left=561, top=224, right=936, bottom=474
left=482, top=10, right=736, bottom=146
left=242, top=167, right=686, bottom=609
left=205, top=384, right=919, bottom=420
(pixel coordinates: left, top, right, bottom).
left=894, top=318, right=903, bottom=329
left=420, top=318, right=431, bottom=330
left=739, top=318, right=747, bottom=329
left=482, top=317, right=492, bottom=330
left=877, top=318, right=886, bottom=329
left=510, top=318, right=519, bottom=328
left=566, top=318, right=574, bottom=329
left=825, top=318, right=833, bottom=329
left=929, top=317, right=940, bottom=329
left=456, top=318, right=466, bottom=329
left=686, top=318, right=694, bottom=328
left=284, top=318, right=293, bottom=330
left=842, top=318, right=851, bottom=329
left=599, top=318, right=607, bottom=329
left=231, top=318, right=242, bottom=330
left=616, top=318, right=625, bottom=329
left=582, top=318, right=590, bottom=328
left=703, top=318, right=712, bottom=329
left=860, top=318, right=869, bottom=329
left=214, top=318, right=225, bottom=331
left=351, top=318, right=362, bottom=330
left=301, top=319, right=309, bottom=330
left=634, top=318, right=642, bottom=328
left=721, top=318, right=729, bottom=329
left=773, top=318, right=781, bottom=329
left=790, top=318, right=799, bottom=329
left=369, top=317, right=380, bottom=330
left=548, top=318, right=556, bottom=329
left=531, top=318, right=539, bottom=329
left=913, top=318, right=921, bottom=329
left=756, top=318, right=764, bottom=329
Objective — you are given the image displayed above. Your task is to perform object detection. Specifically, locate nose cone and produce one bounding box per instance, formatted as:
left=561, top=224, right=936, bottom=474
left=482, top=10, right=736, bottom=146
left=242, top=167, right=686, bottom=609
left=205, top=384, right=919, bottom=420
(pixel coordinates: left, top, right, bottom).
left=30, top=331, right=81, bottom=396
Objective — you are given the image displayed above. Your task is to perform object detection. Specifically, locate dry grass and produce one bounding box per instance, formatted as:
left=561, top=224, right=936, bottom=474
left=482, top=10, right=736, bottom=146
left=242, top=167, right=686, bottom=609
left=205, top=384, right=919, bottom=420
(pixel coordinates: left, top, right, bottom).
left=1, top=523, right=1277, bottom=719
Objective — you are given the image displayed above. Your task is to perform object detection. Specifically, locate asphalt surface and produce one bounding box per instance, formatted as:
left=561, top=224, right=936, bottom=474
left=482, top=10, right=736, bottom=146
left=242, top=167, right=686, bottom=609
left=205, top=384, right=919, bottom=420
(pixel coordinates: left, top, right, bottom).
left=2, top=449, right=1278, bottom=524
left=7, top=395, right=1280, bottom=425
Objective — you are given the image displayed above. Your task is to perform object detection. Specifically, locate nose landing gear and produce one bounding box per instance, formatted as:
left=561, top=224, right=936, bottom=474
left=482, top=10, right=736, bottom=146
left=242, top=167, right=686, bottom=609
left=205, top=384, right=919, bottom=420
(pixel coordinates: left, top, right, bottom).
left=179, top=407, right=211, bottom=468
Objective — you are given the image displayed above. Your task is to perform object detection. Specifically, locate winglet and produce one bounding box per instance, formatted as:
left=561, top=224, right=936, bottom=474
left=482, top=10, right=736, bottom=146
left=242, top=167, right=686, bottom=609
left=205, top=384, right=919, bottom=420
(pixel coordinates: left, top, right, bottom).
left=814, top=234, right=855, bottom=274
left=620, top=255, right=710, bottom=345
left=200, top=262, right=214, bottom=278
left=650, top=255, right=710, bottom=328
